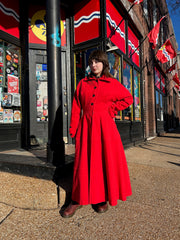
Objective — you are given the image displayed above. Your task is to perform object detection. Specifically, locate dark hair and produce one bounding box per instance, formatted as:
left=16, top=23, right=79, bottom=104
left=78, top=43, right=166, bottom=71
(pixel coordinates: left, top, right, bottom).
left=88, top=50, right=114, bottom=78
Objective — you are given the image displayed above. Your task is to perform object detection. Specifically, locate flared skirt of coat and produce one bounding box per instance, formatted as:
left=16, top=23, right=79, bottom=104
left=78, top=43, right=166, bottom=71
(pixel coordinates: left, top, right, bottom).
left=72, top=111, right=132, bottom=206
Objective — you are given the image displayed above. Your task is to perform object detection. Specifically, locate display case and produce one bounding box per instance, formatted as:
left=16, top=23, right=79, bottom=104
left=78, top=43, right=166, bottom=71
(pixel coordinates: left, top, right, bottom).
left=0, top=40, right=21, bottom=124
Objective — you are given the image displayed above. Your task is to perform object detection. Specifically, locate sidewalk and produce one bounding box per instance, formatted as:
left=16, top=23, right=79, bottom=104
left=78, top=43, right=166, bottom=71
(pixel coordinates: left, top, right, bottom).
left=0, top=131, right=180, bottom=240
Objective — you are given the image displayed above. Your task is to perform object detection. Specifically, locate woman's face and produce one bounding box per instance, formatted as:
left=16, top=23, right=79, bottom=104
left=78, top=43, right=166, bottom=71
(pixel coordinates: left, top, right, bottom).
left=89, top=59, right=103, bottom=77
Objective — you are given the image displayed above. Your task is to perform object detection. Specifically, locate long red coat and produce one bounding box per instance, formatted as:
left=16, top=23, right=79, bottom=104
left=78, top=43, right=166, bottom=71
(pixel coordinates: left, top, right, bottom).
left=69, top=75, right=133, bottom=206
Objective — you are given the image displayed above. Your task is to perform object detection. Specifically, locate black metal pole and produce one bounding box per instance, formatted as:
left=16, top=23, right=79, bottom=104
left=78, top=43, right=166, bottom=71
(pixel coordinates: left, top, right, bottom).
left=129, top=36, right=148, bottom=58
left=46, top=0, right=64, bottom=163
left=19, top=0, right=30, bottom=149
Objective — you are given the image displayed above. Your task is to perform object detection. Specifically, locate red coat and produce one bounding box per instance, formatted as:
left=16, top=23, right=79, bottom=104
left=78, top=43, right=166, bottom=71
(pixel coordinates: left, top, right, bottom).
left=70, top=75, right=133, bottom=206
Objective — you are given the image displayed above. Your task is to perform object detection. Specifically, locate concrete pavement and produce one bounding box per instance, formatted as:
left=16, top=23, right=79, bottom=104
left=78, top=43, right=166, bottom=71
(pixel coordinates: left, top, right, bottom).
left=0, top=131, right=180, bottom=240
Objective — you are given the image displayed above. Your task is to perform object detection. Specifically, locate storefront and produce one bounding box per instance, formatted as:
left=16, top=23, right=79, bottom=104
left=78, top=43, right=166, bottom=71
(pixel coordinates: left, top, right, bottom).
left=72, top=0, right=144, bottom=146
left=154, top=66, right=167, bottom=133
left=0, top=1, right=21, bottom=150
left=0, top=0, right=145, bottom=152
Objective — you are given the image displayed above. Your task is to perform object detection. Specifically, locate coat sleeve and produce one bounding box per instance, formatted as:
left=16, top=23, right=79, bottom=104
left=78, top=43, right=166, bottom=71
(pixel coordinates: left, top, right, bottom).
left=109, top=81, right=133, bottom=118
left=69, top=82, right=82, bottom=138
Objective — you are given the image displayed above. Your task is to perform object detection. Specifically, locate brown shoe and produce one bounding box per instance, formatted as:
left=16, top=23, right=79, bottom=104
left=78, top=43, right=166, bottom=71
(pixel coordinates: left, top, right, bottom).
left=61, top=202, right=82, bottom=218
left=94, top=202, right=108, bottom=213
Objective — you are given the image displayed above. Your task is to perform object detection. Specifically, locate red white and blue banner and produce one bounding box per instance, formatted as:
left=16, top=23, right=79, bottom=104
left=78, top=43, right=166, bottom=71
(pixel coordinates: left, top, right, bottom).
left=0, top=0, right=20, bottom=38
left=106, top=0, right=125, bottom=53
left=74, top=0, right=100, bottom=44
left=156, top=39, right=177, bottom=63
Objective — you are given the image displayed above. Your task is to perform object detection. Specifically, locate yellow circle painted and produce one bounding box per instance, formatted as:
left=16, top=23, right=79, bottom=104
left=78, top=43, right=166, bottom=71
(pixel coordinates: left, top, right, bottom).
left=31, top=10, right=64, bottom=42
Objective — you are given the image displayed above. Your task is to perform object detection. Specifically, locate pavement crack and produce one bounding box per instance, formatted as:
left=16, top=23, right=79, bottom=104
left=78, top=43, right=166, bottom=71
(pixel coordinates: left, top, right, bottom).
left=0, top=208, right=14, bottom=225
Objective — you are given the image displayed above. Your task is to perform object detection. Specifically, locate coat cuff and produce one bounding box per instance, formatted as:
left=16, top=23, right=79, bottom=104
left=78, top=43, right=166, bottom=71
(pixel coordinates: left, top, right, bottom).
left=109, top=104, right=118, bottom=118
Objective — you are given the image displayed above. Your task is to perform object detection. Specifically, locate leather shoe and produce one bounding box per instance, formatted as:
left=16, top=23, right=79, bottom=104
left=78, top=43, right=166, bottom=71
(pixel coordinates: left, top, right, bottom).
left=94, top=202, right=108, bottom=213
left=61, top=202, right=82, bottom=218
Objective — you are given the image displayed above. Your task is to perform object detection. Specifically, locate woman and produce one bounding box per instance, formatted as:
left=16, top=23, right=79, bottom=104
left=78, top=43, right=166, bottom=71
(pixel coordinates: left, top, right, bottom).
left=62, top=50, right=133, bottom=218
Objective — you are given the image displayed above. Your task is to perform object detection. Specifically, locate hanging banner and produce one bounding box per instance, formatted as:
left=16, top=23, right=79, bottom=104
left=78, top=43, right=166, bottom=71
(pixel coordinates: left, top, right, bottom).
left=106, top=0, right=125, bottom=53
left=0, top=0, right=20, bottom=38
left=74, top=0, right=100, bottom=44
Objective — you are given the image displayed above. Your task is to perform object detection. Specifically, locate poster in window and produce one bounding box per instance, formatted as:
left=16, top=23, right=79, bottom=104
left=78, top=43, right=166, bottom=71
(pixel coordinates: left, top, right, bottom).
left=12, top=93, right=21, bottom=106
left=13, top=110, right=21, bottom=122
left=3, top=109, right=13, bottom=123
left=123, top=61, right=131, bottom=93
left=36, top=64, right=48, bottom=121
left=2, top=93, right=12, bottom=107
left=0, top=110, right=3, bottom=123
left=123, top=61, right=132, bottom=120
left=134, top=70, right=141, bottom=121
left=108, top=52, right=121, bottom=81
left=8, top=75, right=19, bottom=93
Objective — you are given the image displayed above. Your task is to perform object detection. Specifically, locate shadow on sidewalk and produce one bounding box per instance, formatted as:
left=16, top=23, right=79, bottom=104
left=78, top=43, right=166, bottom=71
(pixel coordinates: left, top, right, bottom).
left=139, top=145, right=180, bottom=158
left=167, top=161, right=180, bottom=167
left=52, top=163, right=74, bottom=208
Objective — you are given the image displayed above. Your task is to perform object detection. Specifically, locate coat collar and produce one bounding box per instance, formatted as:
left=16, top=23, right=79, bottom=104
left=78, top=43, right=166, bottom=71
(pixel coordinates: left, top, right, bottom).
left=84, top=75, right=111, bottom=83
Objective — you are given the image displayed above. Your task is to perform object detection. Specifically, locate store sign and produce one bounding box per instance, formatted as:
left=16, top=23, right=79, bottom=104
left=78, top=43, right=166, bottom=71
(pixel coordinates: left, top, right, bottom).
left=74, top=0, right=100, bottom=44
left=106, top=0, right=125, bottom=53
left=0, top=0, right=20, bottom=38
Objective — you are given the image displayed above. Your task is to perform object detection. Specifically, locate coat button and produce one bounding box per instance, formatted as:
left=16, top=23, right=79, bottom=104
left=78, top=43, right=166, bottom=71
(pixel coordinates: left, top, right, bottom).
left=94, top=86, right=97, bottom=89
left=91, top=103, right=94, bottom=105
left=92, top=94, right=95, bottom=97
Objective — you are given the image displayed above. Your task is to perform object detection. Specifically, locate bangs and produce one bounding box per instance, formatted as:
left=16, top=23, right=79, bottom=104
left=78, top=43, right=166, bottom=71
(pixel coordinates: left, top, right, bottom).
left=88, top=50, right=108, bottom=66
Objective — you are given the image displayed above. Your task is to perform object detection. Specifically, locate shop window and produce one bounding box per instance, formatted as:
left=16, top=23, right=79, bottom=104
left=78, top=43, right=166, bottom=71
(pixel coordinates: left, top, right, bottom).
left=156, top=91, right=165, bottom=122
left=123, top=61, right=133, bottom=120
left=160, top=94, right=164, bottom=121
left=74, top=48, right=98, bottom=89
left=36, top=63, right=48, bottom=122
left=156, top=90, right=160, bottom=121
left=0, top=40, right=21, bottom=123
left=155, top=67, right=166, bottom=94
left=155, top=67, right=161, bottom=90
left=155, top=67, right=166, bottom=122
left=161, top=76, right=166, bottom=94
left=108, top=51, right=122, bottom=120
left=134, top=70, right=141, bottom=121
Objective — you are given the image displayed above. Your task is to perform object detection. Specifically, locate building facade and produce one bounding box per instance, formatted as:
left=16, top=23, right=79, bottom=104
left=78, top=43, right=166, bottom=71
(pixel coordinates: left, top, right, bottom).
left=0, top=0, right=179, bottom=160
